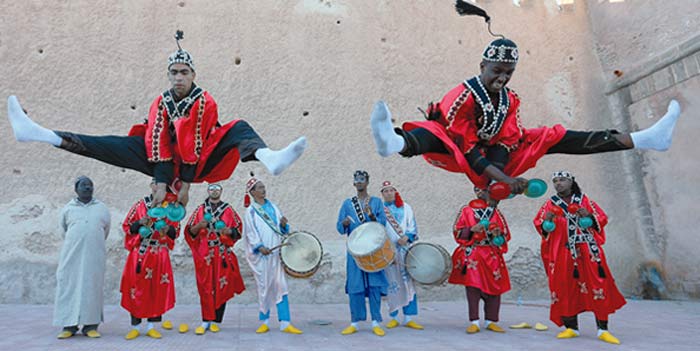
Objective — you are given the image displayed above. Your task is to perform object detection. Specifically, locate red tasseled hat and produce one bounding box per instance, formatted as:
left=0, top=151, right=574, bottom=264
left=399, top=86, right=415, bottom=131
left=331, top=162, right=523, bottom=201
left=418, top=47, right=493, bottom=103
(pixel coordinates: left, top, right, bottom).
left=244, top=172, right=261, bottom=208
left=381, top=180, right=403, bottom=207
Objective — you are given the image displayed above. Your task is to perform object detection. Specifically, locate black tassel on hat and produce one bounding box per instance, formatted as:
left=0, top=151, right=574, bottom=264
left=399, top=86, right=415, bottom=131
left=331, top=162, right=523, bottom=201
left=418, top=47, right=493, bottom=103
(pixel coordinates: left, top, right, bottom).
left=175, top=30, right=184, bottom=50
left=455, top=0, right=490, bottom=22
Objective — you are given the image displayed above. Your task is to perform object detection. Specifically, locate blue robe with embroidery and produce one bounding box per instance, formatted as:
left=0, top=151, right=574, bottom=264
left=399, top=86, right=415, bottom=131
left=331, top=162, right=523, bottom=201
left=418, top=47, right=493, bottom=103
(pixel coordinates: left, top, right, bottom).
left=336, top=196, right=388, bottom=295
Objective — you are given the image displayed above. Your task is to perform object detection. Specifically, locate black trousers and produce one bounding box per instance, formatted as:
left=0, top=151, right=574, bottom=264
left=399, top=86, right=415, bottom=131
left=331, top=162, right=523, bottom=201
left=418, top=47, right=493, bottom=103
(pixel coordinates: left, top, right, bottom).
left=399, top=128, right=631, bottom=173
left=55, top=120, right=266, bottom=183
left=131, top=315, right=162, bottom=326
left=205, top=303, right=227, bottom=323
left=562, top=315, right=609, bottom=330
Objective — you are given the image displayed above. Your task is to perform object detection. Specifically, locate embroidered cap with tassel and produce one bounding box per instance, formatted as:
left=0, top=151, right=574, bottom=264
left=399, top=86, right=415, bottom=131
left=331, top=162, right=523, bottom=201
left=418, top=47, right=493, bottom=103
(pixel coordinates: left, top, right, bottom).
left=245, top=172, right=261, bottom=208
left=168, top=30, right=195, bottom=71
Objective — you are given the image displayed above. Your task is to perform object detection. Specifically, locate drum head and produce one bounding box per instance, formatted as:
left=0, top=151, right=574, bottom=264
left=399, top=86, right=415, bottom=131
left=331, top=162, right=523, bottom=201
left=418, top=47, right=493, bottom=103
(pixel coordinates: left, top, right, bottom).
left=281, top=231, right=323, bottom=274
left=347, top=222, right=387, bottom=255
left=405, top=243, right=450, bottom=285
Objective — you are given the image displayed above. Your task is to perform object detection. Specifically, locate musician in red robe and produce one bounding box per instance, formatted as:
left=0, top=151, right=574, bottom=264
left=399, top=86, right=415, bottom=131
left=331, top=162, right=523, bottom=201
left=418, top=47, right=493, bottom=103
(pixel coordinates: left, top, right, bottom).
left=120, top=182, right=180, bottom=340
left=449, top=187, right=511, bottom=334
left=533, top=171, right=626, bottom=345
left=185, top=183, right=245, bottom=335
left=369, top=36, right=681, bottom=193
left=7, top=31, right=307, bottom=207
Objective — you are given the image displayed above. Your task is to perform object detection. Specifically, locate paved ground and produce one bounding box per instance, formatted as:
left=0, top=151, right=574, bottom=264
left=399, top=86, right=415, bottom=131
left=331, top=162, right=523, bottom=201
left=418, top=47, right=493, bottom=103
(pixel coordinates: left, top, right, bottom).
left=1, top=299, right=699, bottom=351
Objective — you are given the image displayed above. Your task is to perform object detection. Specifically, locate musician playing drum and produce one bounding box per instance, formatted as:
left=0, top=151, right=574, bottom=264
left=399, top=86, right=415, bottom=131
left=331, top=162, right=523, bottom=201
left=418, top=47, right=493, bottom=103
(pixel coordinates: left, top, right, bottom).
left=380, top=181, right=424, bottom=330
left=242, top=174, right=303, bottom=335
left=336, top=170, right=389, bottom=337
left=449, top=186, right=511, bottom=335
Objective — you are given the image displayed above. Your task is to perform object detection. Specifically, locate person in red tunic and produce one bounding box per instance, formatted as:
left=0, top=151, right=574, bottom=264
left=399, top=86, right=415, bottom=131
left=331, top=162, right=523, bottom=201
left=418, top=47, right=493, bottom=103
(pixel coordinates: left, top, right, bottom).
left=533, top=171, right=626, bottom=345
left=449, top=186, right=511, bottom=334
left=369, top=6, right=681, bottom=193
left=120, top=182, right=180, bottom=340
left=185, top=183, right=245, bottom=335
left=7, top=31, right=307, bottom=207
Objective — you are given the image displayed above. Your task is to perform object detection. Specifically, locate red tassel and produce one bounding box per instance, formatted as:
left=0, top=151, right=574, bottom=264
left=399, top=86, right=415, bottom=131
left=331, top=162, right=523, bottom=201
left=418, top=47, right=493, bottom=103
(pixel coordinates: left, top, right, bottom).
left=244, top=194, right=251, bottom=208
left=395, top=192, right=404, bottom=208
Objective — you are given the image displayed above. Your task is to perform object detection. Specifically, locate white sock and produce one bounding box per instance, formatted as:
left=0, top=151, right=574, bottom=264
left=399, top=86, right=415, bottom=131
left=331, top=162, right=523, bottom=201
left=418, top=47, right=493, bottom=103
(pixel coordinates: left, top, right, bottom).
left=404, top=315, right=412, bottom=323
left=597, top=329, right=606, bottom=337
left=471, top=320, right=480, bottom=327
left=131, top=324, right=142, bottom=332
left=146, top=322, right=154, bottom=331
left=630, top=100, right=681, bottom=151
left=201, top=322, right=210, bottom=330
left=351, top=322, right=359, bottom=330
left=371, top=320, right=381, bottom=328
left=7, top=96, right=63, bottom=146
left=279, top=321, right=290, bottom=330
left=262, top=318, right=269, bottom=326
left=255, top=136, right=307, bottom=176
left=485, top=320, right=495, bottom=327
left=370, top=100, right=405, bottom=157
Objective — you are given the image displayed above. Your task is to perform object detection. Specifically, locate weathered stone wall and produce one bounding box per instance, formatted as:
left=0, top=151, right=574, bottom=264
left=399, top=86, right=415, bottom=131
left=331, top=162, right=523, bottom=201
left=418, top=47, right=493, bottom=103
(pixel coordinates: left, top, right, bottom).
left=1, top=0, right=697, bottom=304
left=587, top=0, right=700, bottom=299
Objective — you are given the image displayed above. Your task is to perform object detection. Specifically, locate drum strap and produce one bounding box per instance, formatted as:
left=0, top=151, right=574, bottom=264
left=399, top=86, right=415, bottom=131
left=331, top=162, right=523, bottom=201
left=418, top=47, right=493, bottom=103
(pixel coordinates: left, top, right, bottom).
left=384, top=206, right=404, bottom=237
left=351, top=196, right=367, bottom=223
left=251, top=201, right=285, bottom=236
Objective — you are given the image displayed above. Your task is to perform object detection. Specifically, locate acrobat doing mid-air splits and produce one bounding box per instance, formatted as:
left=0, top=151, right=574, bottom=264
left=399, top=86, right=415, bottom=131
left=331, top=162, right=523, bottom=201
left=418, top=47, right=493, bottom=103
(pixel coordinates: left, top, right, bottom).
left=7, top=31, right=307, bottom=207
left=370, top=1, right=681, bottom=195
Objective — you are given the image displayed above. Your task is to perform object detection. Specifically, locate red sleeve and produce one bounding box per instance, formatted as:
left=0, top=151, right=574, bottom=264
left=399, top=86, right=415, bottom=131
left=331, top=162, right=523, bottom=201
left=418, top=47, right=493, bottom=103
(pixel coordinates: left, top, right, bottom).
left=585, top=196, right=608, bottom=245
left=184, top=204, right=205, bottom=240
left=494, top=209, right=511, bottom=254
left=220, top=207, right=243, bottom=247
left=453, top=206, right=476, bottom=245
left=122, top=200, right=144, bottom=251
left=173, top=92, right=219, bottom=165
left=144, top=96, right=174, bottom=162
left=437, top=84, right=481, bottom=154
left=533, top=200, right=552, bottom=239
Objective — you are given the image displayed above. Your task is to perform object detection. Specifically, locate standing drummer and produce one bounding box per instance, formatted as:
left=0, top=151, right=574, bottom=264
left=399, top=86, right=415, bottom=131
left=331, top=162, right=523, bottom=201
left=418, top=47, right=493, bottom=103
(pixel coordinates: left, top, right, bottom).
left=242, top=173, right=303, bottom=335
left=336, top=170, right=388, bottom=337
left=380, top=181, right=424, bottom=330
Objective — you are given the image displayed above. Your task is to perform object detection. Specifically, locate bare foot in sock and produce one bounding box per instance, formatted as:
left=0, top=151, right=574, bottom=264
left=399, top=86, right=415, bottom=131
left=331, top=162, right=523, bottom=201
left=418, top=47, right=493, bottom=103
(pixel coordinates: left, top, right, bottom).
left=255, top=136, right=307, bottom=176
left=7, top=95, right=63, bottom=146
left=370, top=101, right=405, bottom=157
left=630, top=100, right=681, bottom=151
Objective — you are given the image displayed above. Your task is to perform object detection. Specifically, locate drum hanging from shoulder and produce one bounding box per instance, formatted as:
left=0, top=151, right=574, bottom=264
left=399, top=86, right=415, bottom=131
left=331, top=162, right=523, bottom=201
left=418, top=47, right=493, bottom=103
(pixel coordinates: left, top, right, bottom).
left=347, top=222, right=395, bottom=273
left=280, top=231, right=323, bottom=278
left=405, top=242, right=451, bottom=285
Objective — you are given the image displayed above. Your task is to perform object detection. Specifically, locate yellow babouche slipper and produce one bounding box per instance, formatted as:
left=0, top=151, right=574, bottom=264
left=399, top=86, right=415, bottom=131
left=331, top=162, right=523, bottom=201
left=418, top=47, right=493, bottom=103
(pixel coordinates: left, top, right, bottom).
left=195, top=326, right=206, bottom=335
left=486, top=323, right=505, bottom=333
left=372, top=326, right=385, bottom=336
left=599, top=331, right=621, bottom=345
left=340, top=325, right=357, bottom=335
left=535, top=322, right=549, bottom=331
left=85, top=330, right=101, bottom=338
left=56, top=330, right=75, bottom=339
left=556, top=328, right=579, bottom=339
left=282, top=324, right=303, bottom=334
left=162, top=320, right=173, bottom=330
left=256, top=324, right=270, bottom=334
left=209, top=323, right=220, bottom=333
left=146, top=328, right=162, bottom=339
left=386, top=319, right=400, bottom=329
left=466, top=324, right=480, bottom=334
left=178, top=324, right=189, bottom=333
left=124, top=329, right=140, bottom=340
left=509, top=322, right=532, bottom=329
left=404, top=320, right=424, bottom=330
